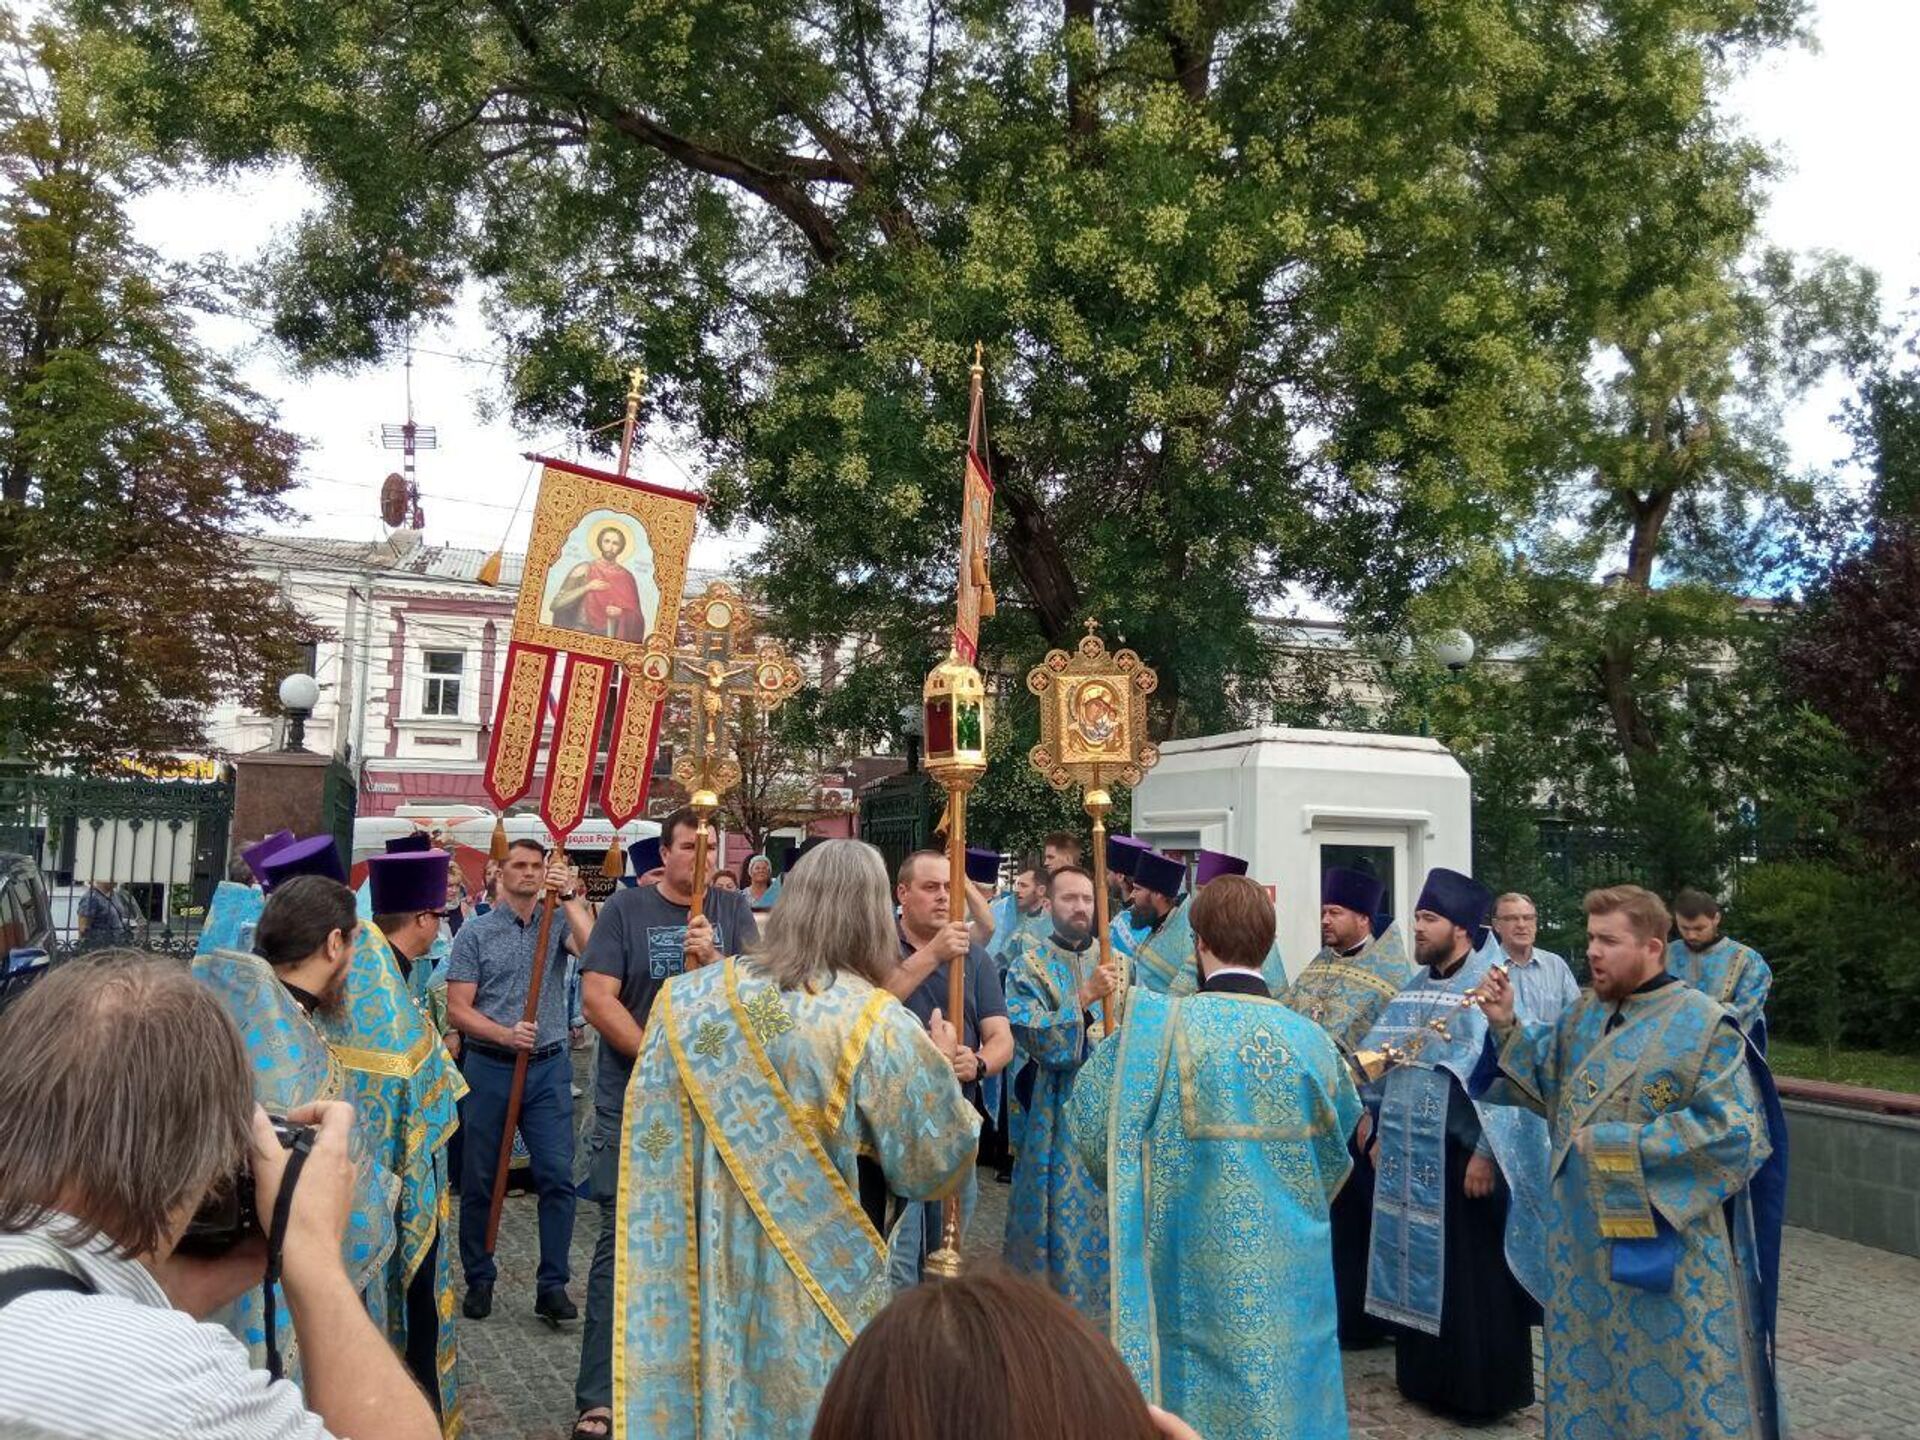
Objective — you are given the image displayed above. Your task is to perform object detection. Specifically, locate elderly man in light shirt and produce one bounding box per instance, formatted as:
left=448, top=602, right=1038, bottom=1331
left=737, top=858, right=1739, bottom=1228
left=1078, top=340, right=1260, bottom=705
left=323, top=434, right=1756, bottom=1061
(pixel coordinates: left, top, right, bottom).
left=1490, top=892, right=1581, bottom=1024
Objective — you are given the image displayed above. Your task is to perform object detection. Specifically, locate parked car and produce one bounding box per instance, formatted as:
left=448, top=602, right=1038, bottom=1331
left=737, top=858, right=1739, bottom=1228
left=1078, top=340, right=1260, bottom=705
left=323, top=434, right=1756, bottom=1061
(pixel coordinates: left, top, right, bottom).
left=0, top=851, right=53, bottom=956
left=1, top=852, right=58, bottom=1016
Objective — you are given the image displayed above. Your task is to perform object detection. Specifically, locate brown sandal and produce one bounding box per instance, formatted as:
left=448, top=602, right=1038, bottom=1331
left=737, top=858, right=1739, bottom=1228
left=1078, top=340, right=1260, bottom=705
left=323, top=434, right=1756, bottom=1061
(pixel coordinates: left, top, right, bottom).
left=572, top=1409, right=613, bottom=1440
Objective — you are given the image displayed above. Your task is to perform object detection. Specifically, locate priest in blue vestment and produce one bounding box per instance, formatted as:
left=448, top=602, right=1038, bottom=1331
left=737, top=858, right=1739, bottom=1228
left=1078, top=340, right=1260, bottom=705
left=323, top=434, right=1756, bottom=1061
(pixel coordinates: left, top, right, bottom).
left=1071, top=874, right=1360, bottom=1440
left=1356, top=866, right=1549, bottom=1423
left=191, top=861, right=400, bottom=1381
left=1002, top=862, right=1116, bottom=1320
left=356, top=843, right=468, bottom=1431
left=987, top=854, right=1052, bottom=967
left=613, top=840, right=978, bottom=1439
left=1130, top=849, right=1287, bottom=996
left=1102, top=835, right=1153, bottom=958
left=1476, top=884, right=1785, bottom=1440
left=1670, top=888, right=1773, bottom=1048
left=1280, top=865, right=1416, bottom=1348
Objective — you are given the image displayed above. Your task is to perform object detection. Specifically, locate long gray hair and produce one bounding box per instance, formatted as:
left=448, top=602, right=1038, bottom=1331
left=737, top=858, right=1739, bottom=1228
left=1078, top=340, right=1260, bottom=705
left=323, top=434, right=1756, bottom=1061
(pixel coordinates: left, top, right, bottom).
left=751, top=839, right=899, bottom=990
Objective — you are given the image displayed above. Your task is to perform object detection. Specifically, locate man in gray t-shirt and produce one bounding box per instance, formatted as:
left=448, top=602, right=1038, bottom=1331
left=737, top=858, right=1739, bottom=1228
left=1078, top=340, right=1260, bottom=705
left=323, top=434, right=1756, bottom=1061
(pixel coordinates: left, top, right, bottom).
left=570, top=810, right=760, bottom=1437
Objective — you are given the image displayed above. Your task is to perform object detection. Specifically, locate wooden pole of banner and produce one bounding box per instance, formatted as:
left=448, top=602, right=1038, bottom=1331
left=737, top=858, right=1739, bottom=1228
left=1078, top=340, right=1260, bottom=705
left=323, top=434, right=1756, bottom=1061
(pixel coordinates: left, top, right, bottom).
left=484, top=880, right=559, bottom=1254
left=1086, top=780, right=1122, bottom=1035
left=688, top=792, right=717, bottom=923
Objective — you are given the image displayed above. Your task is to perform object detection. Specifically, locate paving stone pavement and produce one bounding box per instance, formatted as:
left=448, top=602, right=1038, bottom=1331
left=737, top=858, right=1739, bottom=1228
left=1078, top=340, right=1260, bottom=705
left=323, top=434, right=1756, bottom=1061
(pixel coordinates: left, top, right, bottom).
left=456, top=1050, right=1920, bottom=1437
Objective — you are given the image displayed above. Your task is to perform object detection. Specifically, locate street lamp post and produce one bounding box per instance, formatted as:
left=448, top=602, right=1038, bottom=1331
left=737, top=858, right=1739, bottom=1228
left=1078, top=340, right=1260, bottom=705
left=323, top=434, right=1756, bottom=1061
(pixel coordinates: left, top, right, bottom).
left=1398, top=631, right=1476, bottom=738
left=1432, top=629, right=1477, bottom=674
left=278, top=673, right=320, bottom=752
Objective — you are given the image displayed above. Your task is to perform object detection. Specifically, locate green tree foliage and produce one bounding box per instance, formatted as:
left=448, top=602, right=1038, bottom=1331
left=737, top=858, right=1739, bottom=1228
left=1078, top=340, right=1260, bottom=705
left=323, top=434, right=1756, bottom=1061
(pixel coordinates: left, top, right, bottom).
left=1451, top=232, right=1877, bottom=896
left=60, top=0, right=1810, bottom=740
left=0, top=16, right=315, bottom=765
left=1739, top=860, right=1920, bottom=1056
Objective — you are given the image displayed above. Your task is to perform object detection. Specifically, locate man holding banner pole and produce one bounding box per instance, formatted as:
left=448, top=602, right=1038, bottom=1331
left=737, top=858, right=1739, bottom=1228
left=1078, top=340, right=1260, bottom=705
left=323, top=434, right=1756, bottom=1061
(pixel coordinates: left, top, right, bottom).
left=445, top=839, right=592, bottom=1323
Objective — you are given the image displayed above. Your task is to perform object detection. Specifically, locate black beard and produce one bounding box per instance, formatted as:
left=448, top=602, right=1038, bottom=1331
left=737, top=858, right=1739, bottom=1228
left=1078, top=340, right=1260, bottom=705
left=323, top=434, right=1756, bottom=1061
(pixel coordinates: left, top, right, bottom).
left=1682, top=936, right=1718, bottom=954
left=1053, top=918, right=1093, bottom=949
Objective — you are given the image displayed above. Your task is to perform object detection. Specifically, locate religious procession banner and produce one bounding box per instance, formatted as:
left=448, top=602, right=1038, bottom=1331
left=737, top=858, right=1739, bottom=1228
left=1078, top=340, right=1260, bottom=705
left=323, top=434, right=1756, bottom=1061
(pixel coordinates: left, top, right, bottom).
left=484, top=456, right=701, bottom=836
left=954, top=346, right=995, bottom=663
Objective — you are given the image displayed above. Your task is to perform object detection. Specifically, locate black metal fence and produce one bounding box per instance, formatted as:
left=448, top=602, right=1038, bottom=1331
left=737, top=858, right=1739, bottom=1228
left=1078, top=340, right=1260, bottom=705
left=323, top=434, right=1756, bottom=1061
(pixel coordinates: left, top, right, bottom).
left=0, top=766, right=234, bottom=957
left=858, top=772, right=938, bottom=881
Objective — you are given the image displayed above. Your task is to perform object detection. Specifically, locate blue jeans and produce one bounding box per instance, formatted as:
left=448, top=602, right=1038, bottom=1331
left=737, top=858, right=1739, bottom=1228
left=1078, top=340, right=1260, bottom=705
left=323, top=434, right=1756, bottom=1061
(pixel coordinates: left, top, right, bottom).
left=574, top=1105, right=623, bottom=1413
left=458, top=1047, right=575, bottom=1292
left=887, top=1167, right=979, bottom=1292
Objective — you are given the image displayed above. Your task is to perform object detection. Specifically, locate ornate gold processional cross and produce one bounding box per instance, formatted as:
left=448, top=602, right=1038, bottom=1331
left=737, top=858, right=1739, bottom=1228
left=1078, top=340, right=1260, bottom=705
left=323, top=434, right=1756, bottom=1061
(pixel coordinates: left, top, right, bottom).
left=635, top=580, right=802, bottom=917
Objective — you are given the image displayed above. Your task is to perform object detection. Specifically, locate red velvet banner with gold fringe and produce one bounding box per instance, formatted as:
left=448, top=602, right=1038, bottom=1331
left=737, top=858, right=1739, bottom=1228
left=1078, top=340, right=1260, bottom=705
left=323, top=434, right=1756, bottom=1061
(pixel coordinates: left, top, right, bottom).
left=482, top=456, right=701, bottom=840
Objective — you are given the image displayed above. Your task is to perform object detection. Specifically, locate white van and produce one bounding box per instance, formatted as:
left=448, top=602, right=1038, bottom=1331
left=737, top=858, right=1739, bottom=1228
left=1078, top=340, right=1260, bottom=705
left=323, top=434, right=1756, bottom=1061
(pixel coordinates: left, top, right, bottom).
left=352, top=805, right=660, bottom=866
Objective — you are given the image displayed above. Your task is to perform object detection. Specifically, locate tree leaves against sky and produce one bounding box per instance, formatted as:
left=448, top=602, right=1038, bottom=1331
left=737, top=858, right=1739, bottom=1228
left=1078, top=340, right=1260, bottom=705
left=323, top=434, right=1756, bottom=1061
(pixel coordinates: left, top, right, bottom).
left=58, top=0, right=1822, bottom=752
left=0, top=15, right=316, bottom=766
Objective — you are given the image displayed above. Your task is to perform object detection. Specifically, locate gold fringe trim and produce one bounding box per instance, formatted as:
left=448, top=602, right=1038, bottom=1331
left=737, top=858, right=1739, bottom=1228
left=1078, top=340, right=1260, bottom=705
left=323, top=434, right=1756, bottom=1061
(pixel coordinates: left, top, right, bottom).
left=1599, top=1216, right=1659, bottom=1239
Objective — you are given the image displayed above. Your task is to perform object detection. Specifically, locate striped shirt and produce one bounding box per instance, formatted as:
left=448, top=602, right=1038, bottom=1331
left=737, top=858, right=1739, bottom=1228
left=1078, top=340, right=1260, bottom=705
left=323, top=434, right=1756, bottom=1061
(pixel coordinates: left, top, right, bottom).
left=1506, top=945, right=1583, bottom=1026
left=0, top=1216, right=333, bottom=1439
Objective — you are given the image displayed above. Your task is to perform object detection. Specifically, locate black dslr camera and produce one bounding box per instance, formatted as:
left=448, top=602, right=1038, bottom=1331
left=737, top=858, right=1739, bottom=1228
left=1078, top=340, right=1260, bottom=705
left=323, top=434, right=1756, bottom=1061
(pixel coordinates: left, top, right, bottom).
left=176, top=1115, right=316, bottom=1256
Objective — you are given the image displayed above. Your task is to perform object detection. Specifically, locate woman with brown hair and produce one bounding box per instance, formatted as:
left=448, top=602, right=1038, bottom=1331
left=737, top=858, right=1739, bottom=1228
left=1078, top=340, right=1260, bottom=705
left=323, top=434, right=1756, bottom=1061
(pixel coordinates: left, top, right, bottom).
left=810, top=1268, right=1200, bottom=1440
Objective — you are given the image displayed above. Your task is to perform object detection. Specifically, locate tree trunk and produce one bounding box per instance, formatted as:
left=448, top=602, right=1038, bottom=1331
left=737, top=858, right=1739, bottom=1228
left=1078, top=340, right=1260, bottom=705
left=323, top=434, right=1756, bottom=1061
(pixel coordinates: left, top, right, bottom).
left=1064, top=0, right=1097, bottom=138
left=1597, top=483, right=1677, bottom=775
left=995, top=465, right=1081, bottom=646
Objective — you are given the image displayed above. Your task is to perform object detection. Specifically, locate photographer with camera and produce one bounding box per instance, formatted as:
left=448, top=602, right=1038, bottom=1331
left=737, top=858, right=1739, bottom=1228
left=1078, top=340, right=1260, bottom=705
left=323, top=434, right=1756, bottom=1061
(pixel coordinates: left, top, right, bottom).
left=0, top=950, right=438, bottom=1440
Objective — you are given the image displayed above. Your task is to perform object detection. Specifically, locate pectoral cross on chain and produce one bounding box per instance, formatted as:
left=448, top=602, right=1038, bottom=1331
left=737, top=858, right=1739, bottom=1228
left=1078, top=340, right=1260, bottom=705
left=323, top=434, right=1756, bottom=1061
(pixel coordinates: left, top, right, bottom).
left=634, top=581, right=803, bottom=804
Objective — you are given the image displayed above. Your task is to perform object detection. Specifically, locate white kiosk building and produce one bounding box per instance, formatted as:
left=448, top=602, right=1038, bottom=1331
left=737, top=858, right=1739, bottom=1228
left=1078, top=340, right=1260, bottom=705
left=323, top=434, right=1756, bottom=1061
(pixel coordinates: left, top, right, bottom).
left=1128, top=726, right=1473, bottom=977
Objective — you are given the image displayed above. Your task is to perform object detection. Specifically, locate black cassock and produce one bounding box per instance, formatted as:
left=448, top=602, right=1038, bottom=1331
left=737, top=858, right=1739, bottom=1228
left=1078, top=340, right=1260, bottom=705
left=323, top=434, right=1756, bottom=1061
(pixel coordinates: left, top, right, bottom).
left=1333, top=1133, right=1387, bottom=1347
left=1389, top=1075, right=1540, bottom=1422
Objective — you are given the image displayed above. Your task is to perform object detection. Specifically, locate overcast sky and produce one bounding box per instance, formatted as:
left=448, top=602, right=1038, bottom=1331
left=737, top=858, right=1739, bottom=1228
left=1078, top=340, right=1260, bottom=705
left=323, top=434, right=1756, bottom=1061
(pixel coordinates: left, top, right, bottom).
left=125, top=0, right=1920, bottom=567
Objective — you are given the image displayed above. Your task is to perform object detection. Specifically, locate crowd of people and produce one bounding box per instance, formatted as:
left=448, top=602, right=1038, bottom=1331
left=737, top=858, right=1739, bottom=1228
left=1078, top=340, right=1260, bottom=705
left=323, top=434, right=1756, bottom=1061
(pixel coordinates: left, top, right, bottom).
left=0, top=812, right=1786, bottom=1440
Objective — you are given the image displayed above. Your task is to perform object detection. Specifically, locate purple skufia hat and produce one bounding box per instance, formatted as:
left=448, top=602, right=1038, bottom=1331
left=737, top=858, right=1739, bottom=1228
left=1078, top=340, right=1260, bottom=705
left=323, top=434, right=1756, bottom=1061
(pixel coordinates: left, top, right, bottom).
left=385, top=831, right=434, bottom=854
left=240, top=830, right=295, bottom=879
left=257, top=834, right=347, bottom=892
left=1131, top=849, right=1185, bottom=900
left=627, top=836, right=663, bottom=876
left=1322, top=866, right=1386, bottom=918
left=1193, top=849, right=1249, bottom=887
left=1415, top=866, right=1494, bottom=934
left=965, top=847, right=1003, bottom=886
left=1105, top=835, right=1148, bottom=879
left=368, top=850, right=451, bottom=915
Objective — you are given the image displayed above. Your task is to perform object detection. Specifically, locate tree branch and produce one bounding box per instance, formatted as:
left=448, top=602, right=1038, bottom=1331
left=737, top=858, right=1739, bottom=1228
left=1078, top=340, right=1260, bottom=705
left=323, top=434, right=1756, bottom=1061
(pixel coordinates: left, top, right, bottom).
left=484, top=0, right=848, bottom=264
left=1064, top=0, right=1097, bottom=139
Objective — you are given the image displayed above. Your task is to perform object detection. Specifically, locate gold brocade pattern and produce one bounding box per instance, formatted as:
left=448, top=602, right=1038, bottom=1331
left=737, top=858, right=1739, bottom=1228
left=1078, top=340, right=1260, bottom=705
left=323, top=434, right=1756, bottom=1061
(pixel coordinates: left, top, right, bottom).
left=544, top=657, right=610, bottom=833
left=614, top=962, right=980, bottom=1439
left=1486, top=986, right=1778, bottom=1439
left=511, top=466, right=699, bottom=668
left=602, top=683, right=658, bottom=821
left=743, top=984, right=796, bottom=1044
left=487, top=647, right=552, bottom=802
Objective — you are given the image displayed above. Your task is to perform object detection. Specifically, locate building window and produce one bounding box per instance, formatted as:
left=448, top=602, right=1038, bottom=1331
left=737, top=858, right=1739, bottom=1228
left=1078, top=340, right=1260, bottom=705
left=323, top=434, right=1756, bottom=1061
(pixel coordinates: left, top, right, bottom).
left=422, top=650, right=464, bottom=717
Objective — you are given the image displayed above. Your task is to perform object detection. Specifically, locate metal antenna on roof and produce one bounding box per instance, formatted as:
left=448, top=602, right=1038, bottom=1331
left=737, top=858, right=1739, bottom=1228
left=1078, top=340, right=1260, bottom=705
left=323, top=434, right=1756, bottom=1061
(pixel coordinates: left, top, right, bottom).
left=379, top=339, right=437, bottom=532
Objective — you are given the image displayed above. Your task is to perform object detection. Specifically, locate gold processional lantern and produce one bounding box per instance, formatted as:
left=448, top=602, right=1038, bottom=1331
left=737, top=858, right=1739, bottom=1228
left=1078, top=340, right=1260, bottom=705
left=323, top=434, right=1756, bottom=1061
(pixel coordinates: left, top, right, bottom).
left=919, top=651, right=987, bottom=1281
left=922, top=652, right=989, bottom=790
left=1028, top=620, right=1160, bottom=1035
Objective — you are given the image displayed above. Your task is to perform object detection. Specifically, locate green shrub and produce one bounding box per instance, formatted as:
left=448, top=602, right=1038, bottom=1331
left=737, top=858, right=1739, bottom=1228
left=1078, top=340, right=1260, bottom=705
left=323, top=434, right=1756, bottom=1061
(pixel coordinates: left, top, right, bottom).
left=1736, top=860, right=1920, bottom=1054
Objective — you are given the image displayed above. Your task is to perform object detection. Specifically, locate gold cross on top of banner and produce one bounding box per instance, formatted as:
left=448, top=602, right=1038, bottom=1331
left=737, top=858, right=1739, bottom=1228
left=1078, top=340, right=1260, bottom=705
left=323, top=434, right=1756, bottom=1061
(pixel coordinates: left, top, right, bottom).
left=635, top=581, right=803, bottom=808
